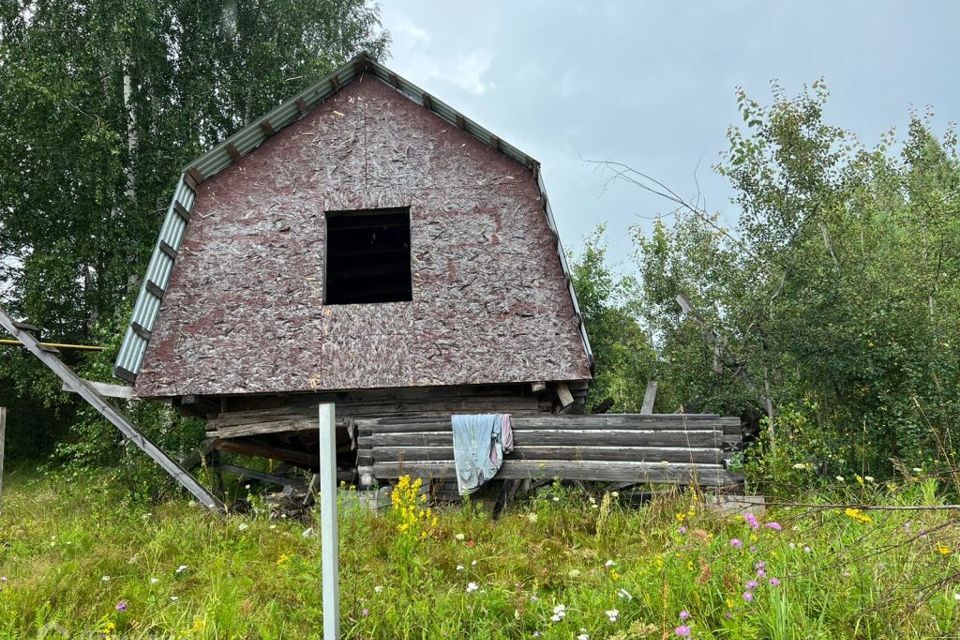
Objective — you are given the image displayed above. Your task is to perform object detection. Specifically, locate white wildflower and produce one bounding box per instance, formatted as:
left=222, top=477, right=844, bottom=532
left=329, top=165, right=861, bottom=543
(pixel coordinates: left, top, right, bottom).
left=577, top=634, right=589, bottom=640
left=605, top=560, right=616, bottom=568
left=803, top=546, right=812, bottom=553
left=471, top=560, right=477, bottom=566
left=551, top=604, right=567, bottom=622
left=527, top=513, right=538, bottom=523
left=567, top=569, right=581, bottom=578
left=238, top=522, right=249, bottom=531
left=456, top=565, right=465, bottom=572
left=954, top=593, right=960, bottom=602
left=374, top=585, right=384, bottom=593
left=101, top=576, right=111, bottom=582
left=616, top=588, right=633, bottom=601
left=835, top=476, right=845, bottom=482
left=149, top=577, right=160, bottom=585
left=864, top=475, right=875, bottom=483
left=170, top=596, right=179, bottom=602
left=175, top=565, right=188, bottom=574
left=792, top=463, right=809, bottom=470
left=552, top=496, right=560, bottom=502
left=455, top=533, right=466, bottom=541
left=302, top=527, right=315, bottom=538
left=912, top=467, right=923, bottom=474
left=466, top=582, right=479, bottom=593
left=605, top=609, right=620, bottom=622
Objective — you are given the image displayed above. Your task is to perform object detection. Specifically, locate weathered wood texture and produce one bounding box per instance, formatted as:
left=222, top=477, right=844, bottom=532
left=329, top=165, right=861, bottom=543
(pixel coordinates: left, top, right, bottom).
left=357, top=414, right=743, bottom=487
left=135, top=75, right=591, bottom=397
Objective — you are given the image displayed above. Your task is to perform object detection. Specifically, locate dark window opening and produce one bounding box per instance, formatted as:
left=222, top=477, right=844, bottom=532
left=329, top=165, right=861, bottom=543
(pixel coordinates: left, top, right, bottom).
left=324, top=208, right=412, bottom=305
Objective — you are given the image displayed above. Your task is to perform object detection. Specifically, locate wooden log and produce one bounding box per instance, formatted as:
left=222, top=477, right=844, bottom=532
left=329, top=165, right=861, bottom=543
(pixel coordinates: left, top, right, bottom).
left=372, top=445, right=721, bottom=464
left=372, top=460, right=741, bottom=486
left=358, top=429, right=723, bottom=448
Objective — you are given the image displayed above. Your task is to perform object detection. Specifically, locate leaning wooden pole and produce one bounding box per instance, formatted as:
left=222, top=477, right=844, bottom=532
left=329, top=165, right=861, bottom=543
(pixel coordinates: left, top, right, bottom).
left=0, top=306, right=224, bottom=512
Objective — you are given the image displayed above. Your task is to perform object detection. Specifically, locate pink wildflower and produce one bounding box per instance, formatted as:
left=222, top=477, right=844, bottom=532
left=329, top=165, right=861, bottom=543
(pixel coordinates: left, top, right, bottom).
left=765, top=522, right=782, bottom=531
left=675, top=625, right=692, bottom=637
left=730, top=538, right=743, bottom=549
left=678, top=526, right=687, bottom=534
left=115, top=600, right=128, bottom=612
left=743, top=591, right=754, bottom=602
left=769, top=578, right=781, bottom=587
left=746, top=580, right=758, bottom=590
left=679, top=610, right=691, bottom=621
left=744, top=513, right=760, bottom=530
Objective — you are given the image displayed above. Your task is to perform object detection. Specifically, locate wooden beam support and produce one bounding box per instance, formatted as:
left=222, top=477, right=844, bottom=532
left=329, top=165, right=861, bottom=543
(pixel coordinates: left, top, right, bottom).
left=259, top=120, right=275, bottom=136
left=114, top=366, right=137, bottom=384
left=62, top=379, right=134, bottom=399
left=226, top=142, right=241, bottom=161
left=295, top=97, right=307, bottom=114
left=0, top=305, right=223, bottom=511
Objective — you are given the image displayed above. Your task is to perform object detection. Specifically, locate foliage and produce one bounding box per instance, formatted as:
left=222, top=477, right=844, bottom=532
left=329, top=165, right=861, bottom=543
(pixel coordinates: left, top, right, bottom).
left=1, top=471, right=959, bottom=638
left=570, top=227, right=657, bottom=412
left=586, top=80, right=960, bottom=481
left=0, top=0, right=388, bottom=466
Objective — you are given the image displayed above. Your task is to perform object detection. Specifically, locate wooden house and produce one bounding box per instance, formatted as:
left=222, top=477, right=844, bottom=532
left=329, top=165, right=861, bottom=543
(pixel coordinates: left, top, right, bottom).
left=114, top=53, right=594, bottom=481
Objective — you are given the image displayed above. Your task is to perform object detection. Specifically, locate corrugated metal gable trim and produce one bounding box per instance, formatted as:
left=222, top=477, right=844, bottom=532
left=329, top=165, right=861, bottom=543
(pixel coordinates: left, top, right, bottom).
left=115, top=52, right=593, bottom=383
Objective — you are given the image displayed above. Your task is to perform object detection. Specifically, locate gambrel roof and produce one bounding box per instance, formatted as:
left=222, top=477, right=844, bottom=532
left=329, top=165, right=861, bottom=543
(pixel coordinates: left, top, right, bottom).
left=115, top=52, right=592, bottom=393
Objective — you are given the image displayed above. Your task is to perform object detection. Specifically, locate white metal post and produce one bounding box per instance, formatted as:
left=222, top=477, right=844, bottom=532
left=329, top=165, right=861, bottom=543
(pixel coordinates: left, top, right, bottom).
left=319, top=403, right=340, bottom=639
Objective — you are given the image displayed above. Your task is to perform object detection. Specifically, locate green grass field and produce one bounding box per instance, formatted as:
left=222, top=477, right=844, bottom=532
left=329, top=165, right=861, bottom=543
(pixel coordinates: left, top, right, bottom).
left=0, top=469, right=958, bottom=639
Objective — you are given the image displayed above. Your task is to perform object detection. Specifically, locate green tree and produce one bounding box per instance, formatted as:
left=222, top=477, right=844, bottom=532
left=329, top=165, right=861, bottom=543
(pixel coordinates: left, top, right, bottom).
left=571, top=227, right=657, bottom=412
left=0, top=1, right=388, bottom=465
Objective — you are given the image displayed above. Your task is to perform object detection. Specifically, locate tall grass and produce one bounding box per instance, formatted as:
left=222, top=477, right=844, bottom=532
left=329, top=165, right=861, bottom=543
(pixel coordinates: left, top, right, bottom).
left=0, top=469, right=957, bottom=639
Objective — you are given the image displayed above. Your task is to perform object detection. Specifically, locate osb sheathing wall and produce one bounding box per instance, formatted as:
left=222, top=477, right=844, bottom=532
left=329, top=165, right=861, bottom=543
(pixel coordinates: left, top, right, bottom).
left=135, top=76, right=592, bottom=397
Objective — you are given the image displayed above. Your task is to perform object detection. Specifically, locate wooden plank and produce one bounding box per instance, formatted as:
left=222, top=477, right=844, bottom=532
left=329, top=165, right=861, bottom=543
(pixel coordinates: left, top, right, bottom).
left=260, top=120, right=275, bottom=136
left=556, top=382, right=574, bottom=407
left=359, top=429, right=723, bottom=448
left=61, top=379, right=135, bottom=399
left=0, top=305, right=223, bottom=511
left=640, top=381, right=658, bottom=414
left=130, top=321, right=152, bottom=340
left=173, top=201, right=191, bottom=222
left=356, top=415, right=732, bottom=434
left=114, top=366, right=137, bottom=384
left=159, top=240, right=177, bottom=260
left=373, top=445, right=721, bottom=465
left=373, top=460, right=741, bottom=486
left=145, top=280, right=165, bottom=298
left=226, top=142, right=242, bottom=160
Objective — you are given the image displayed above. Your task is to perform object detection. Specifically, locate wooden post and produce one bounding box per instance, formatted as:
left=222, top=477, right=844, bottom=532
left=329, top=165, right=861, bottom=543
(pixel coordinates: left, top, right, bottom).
left=0, top=306, right=223, bottom=511
left=640, top=381, right=658, bottom=415
left=319, top=403, right=340, bottom=639
left=0, top=406, right=5, bottom=512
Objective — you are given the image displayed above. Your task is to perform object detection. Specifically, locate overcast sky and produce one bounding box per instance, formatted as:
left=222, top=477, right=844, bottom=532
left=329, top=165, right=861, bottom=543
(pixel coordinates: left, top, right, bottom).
left=379, top=1, right=959, bottom=268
